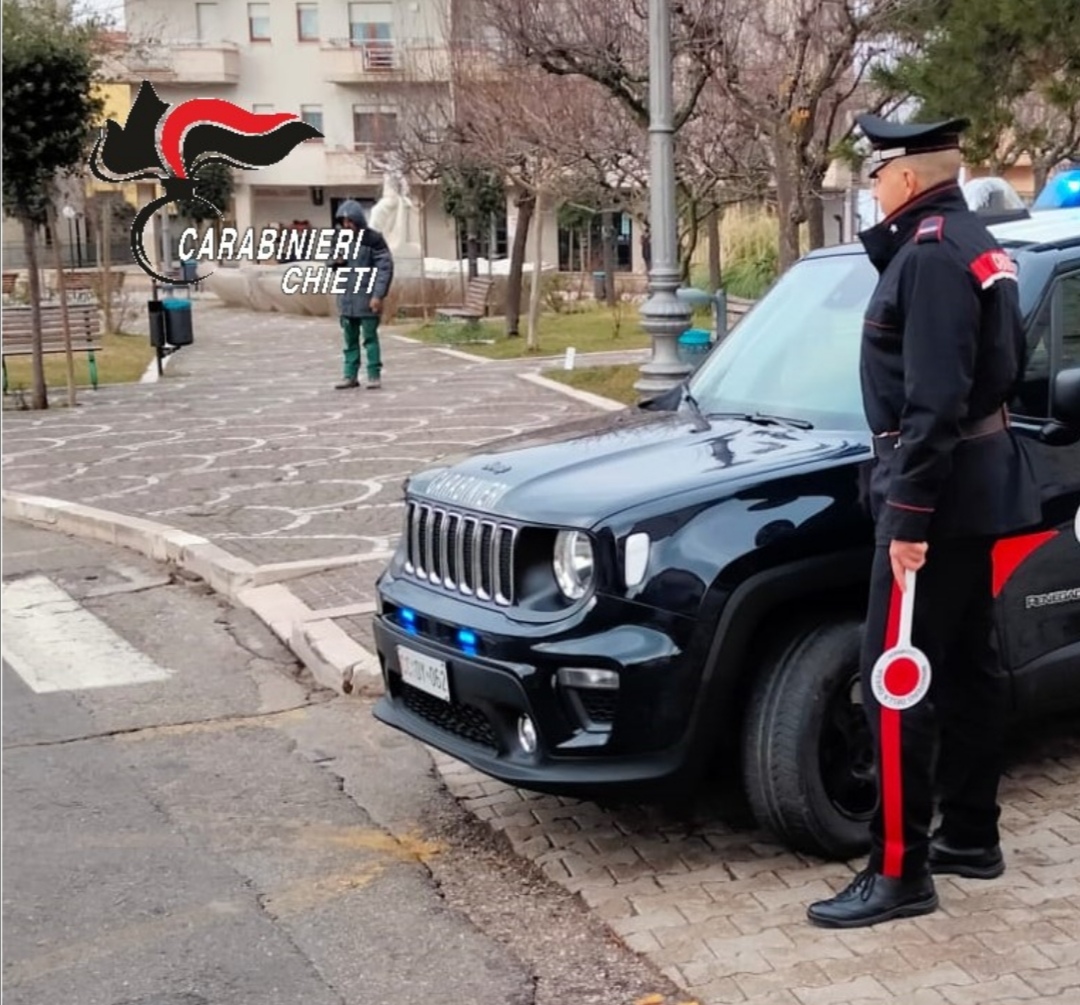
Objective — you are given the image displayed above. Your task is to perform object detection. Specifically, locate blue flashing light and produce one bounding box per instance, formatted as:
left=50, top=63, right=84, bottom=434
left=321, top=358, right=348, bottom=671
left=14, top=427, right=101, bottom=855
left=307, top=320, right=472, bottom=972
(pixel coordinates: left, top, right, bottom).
left=1033, top=169, right=1080, bottom=210
left=399, top=608, right=418, bottom=634
left=457, top=628, right=478, bottom=656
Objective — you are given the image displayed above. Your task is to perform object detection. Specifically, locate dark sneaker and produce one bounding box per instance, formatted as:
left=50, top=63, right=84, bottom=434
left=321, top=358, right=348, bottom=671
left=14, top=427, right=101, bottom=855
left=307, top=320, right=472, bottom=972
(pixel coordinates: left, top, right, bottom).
left=366, top=377, right=382, bottom=389
left=929, top=838, right=1005, bottom=879
left=335, top=378, right=360, bottom=389
left=807, top=869, right=938, bottom=928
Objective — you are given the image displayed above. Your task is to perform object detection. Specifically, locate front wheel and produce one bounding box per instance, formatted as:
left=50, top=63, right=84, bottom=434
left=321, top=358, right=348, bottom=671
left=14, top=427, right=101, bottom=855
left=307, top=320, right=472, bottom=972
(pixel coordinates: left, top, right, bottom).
left=742, top=618, right=877, bottom=860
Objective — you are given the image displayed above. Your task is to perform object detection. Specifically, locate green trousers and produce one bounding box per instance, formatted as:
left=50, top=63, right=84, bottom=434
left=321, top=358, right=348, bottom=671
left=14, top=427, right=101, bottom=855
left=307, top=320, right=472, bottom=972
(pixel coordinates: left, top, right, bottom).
left=340, top=316, right=381, bottom=381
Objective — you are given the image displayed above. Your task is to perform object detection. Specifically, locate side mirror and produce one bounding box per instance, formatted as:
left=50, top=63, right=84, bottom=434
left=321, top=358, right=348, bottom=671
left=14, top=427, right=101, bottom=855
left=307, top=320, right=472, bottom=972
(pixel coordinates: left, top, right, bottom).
left=1039, top=367, right=1080, bottom=445
left=1052, top=367, right=1080, bottom=425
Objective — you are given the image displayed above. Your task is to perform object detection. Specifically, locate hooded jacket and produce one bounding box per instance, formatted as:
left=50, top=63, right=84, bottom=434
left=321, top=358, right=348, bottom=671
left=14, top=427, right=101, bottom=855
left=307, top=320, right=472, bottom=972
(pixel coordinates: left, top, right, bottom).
left=333, top=199, right=394, bottom=317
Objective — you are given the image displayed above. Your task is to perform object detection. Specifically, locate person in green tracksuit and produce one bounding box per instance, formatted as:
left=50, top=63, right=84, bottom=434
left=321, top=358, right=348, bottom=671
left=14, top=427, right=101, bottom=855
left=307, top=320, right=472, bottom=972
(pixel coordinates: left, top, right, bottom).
left=331, top=199, right=394, bottom=390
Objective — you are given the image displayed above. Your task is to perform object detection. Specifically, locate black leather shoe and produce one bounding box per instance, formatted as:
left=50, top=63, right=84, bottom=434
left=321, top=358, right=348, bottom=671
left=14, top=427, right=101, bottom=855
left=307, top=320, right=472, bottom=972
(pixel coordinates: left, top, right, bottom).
left=335, top=378, right=360, bottom=389
left=807, top=869, right=938, bottom=928
left=929, top=837, right=1004, bottom=879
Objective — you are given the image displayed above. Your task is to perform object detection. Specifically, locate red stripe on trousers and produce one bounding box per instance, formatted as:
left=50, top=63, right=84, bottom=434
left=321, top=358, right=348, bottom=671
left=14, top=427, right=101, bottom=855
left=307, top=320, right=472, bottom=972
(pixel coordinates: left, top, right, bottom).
left=881, top=580, right=905, bottom=878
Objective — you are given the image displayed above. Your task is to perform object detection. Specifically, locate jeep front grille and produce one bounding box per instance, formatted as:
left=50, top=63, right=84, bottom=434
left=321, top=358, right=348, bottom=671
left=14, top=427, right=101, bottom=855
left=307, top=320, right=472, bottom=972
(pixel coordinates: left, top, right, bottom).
left=403, top=501, right=518, bottom=605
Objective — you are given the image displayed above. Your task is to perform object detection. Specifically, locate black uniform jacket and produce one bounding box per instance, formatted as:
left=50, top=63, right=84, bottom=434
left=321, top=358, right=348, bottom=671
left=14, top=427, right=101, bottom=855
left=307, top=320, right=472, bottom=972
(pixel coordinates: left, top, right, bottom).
left=858, top=181, right=1042, bottom=544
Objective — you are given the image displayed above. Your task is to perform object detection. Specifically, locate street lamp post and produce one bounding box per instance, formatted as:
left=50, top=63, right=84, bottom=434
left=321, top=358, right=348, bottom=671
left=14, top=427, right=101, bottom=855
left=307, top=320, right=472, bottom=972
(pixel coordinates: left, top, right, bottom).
left=634, top=0, right=692, bottom=397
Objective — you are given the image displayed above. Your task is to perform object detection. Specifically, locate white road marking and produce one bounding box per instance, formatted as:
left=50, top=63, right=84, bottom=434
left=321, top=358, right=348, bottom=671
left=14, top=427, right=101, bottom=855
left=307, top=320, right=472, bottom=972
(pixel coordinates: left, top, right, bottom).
left=1, top=574, right=174, bottom=693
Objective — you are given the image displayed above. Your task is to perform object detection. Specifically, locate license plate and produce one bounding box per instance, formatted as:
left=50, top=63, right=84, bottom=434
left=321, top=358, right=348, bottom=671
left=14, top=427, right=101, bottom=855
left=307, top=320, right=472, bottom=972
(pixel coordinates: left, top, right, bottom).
left=398, top=646, right=450, bottom=702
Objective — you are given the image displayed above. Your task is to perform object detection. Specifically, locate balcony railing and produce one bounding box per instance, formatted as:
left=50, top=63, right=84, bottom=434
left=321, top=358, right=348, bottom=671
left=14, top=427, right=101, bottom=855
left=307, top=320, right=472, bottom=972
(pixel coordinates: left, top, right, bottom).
left=323, top=145, right=387, bottom=185
left=121, top=39, right=241, bottom=85
left=321, top=38, right=450, bottom=82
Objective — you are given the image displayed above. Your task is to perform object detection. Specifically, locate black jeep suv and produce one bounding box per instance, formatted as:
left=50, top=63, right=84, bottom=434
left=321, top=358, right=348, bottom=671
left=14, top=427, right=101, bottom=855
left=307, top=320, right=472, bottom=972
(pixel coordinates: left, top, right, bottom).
left=372, top=209, right=1080, bottom=859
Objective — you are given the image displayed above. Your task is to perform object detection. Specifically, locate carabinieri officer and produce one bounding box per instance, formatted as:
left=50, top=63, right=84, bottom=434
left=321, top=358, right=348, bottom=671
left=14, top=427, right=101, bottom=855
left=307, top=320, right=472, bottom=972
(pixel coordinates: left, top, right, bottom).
left=807, top=114, right=1042, bottom=928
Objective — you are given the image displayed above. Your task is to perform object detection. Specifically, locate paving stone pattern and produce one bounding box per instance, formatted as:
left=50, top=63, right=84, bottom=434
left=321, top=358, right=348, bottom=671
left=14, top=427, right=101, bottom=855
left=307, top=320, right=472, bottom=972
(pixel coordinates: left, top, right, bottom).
left=4, top=300, right=1078, bottom=1004
left=1, top=302, right=599, bottom=570
left=433, top=720, right=1080, bottom=1005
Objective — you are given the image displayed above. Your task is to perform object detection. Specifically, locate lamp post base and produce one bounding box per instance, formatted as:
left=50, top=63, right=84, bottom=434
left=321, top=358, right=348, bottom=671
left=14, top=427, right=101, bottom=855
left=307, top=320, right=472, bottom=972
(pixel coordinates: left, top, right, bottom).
left=635, top=286, right=692, bottom=396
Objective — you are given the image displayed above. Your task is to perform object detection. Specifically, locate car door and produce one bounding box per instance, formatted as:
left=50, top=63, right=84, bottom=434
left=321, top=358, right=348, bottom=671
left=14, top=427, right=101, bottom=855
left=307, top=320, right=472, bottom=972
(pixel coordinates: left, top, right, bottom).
left=999, top=262, right=1080, bottom=716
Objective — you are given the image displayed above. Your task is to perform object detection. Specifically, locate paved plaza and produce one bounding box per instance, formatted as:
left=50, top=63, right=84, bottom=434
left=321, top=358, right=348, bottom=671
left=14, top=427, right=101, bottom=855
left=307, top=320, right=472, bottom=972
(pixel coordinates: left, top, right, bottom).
left=3, top=300, right=1078, bottom=1005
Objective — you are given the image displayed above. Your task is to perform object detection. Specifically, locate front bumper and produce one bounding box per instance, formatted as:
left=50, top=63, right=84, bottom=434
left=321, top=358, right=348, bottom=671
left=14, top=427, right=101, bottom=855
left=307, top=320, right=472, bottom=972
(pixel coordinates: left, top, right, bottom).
left=370, top=581, right=706, bottom=794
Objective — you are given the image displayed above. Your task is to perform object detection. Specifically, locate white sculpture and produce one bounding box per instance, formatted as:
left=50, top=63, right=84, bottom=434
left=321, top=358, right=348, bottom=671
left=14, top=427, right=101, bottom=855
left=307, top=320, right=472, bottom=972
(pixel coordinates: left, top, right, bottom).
left=368, top=159, right=421, bottom=258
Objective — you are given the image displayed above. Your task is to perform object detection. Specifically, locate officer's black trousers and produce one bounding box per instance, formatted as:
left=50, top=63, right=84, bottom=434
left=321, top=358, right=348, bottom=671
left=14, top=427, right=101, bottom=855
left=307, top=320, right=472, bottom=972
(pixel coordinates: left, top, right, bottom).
left=861, top=537, right=1007, bottom=879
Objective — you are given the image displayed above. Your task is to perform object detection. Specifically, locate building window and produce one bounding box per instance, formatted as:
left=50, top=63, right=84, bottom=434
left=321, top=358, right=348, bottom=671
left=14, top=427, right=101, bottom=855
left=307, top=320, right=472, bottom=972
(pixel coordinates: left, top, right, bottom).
left=296, top=3, right=319, bottom=41
left=352, top=109, right=397, bottom=149
left=349, top=2, right=393, bottom=66
left=300, top=104, right=324, bottom=136
left=196, top=2, right=220, bottom=42
left=248, top=3, right=270, bottom=41
left=458, top=208, right=508, bottom=261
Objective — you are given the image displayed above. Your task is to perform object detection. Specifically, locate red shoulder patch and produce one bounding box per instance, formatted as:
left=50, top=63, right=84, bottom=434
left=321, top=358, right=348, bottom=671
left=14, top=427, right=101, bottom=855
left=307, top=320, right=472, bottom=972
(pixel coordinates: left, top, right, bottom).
left=914, top=216, right=944, bottom=243
left=970, top=249, right=1018, bottom=289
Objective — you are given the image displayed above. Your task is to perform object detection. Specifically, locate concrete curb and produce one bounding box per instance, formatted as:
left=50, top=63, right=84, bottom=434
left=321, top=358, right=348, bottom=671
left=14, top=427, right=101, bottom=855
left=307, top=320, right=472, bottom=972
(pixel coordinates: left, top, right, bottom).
left=515, top=371, right=626, bottom=412
left=1, top=489, right=381, bottom=698
left=431, top=345, right=497, bottom=363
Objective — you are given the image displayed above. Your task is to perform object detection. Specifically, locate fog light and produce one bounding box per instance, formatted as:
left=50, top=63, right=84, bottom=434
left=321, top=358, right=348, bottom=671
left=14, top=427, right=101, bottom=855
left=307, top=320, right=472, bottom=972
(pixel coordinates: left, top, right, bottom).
left=457, top=628, right=478, bottom=656
left=517, top=714, right=538, bottom=754
left=557, top=667, right=619, bottom=690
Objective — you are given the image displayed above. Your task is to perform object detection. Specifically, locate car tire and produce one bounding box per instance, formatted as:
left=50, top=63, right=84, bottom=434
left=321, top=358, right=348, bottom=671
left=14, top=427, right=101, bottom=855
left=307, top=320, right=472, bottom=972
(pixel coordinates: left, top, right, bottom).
left=742, top=617, right=876, bottom=860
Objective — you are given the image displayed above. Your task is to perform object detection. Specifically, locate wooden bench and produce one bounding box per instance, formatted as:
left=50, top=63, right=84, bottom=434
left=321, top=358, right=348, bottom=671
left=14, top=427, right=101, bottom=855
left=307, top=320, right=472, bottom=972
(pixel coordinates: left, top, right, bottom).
left=435, top=277, right=493, bottom=323
left=2, top=303, right=104, bottom=392
left=41, top=271, right=127, bottom=301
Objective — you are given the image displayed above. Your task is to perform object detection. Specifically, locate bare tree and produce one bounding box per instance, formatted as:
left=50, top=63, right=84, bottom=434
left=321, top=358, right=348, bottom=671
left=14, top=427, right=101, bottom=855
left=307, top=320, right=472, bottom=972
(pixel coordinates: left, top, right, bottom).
left=453, top=66, right=614, bottom=349
left=471, top=0, right=883, bottom=274
left=471, top=0, right=777, bottom=279
left=672, top=82, right=773, bottom=281
left=702, top=0, right=909, bottom=269
left=393, top=24, right=656, bottom=337
left=991, top=90, right=1080, bottom=193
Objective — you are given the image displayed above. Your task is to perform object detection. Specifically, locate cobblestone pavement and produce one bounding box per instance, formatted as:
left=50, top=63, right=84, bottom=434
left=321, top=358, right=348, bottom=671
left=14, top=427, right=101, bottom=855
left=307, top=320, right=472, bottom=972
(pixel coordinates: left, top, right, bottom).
left=4, top=300, right=1078, bottom=1005
left=435, top=722, right=1080, bottom=1005
left=1, top=301, right=601, bottom=574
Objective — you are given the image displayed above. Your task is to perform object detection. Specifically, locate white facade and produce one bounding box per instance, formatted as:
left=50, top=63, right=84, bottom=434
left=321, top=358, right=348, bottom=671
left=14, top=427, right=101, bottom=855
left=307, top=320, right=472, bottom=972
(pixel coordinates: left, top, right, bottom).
left=119, top=0, right=560, bottom=267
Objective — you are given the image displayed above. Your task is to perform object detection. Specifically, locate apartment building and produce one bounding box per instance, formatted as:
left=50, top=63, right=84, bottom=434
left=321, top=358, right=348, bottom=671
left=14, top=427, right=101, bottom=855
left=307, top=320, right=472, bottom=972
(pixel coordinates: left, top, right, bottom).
left=114, top=0, right=562, bottom=270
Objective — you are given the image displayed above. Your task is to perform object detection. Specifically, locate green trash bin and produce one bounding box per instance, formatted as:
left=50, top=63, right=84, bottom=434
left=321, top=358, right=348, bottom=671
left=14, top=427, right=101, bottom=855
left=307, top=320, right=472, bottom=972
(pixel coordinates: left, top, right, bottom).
left=677, top=327, right=712, bottom=367
left=162, top=298, right=193, bottom=347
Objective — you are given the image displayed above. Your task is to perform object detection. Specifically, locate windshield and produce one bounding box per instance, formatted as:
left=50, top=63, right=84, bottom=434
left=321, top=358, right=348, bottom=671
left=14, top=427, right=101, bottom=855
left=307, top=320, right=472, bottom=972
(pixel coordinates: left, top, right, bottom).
left=689, top=254, right=878, bottom=431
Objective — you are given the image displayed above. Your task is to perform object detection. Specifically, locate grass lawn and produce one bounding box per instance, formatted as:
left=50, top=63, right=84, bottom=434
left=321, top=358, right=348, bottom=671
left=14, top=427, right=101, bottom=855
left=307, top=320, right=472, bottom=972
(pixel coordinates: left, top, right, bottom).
left=3, top=331, right=157, bottom=393
left=405, top=304, right=714, bottom=360
left=543, top=363, right=642, bottom=406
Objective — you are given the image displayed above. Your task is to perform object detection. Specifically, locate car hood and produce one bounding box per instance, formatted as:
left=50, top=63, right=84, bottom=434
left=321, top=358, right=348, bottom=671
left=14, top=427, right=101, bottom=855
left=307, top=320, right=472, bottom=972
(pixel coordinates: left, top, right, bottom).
left=405, top=409, right=869, bottom=527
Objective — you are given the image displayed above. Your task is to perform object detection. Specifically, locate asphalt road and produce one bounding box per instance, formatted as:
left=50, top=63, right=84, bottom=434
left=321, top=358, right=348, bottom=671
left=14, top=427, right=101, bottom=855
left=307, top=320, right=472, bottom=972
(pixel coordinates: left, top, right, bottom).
left=2, top=521, right=681, bottom=1005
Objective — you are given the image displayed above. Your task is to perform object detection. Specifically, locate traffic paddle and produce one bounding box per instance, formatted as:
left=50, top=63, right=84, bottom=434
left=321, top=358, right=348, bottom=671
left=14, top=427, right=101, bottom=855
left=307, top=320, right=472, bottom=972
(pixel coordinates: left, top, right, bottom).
left=871, top=567, right=932, bottom=877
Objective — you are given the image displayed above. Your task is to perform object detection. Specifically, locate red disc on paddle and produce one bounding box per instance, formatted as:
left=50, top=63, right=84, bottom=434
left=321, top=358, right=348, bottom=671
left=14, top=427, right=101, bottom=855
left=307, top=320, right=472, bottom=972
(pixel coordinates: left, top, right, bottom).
left=882, top=656, right=920, bottom=699
left=871, top=646, right=931, bottom=710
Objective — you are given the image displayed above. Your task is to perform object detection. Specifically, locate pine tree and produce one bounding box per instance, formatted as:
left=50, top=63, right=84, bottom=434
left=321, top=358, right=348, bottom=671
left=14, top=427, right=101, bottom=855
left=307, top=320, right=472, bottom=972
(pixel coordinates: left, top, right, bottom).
left=879, top=0, right=1080, bottom=190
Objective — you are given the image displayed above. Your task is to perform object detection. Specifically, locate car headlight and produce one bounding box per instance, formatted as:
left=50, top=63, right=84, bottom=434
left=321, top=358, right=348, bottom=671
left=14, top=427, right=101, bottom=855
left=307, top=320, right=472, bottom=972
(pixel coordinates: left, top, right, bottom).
left=553, top=530, right=594, bottom=600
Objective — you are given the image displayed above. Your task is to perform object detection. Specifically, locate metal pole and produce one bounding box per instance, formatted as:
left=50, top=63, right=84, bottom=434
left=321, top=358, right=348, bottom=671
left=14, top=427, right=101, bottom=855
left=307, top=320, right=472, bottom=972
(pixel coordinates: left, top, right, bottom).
left=635, top=0, right=692, bottom=396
